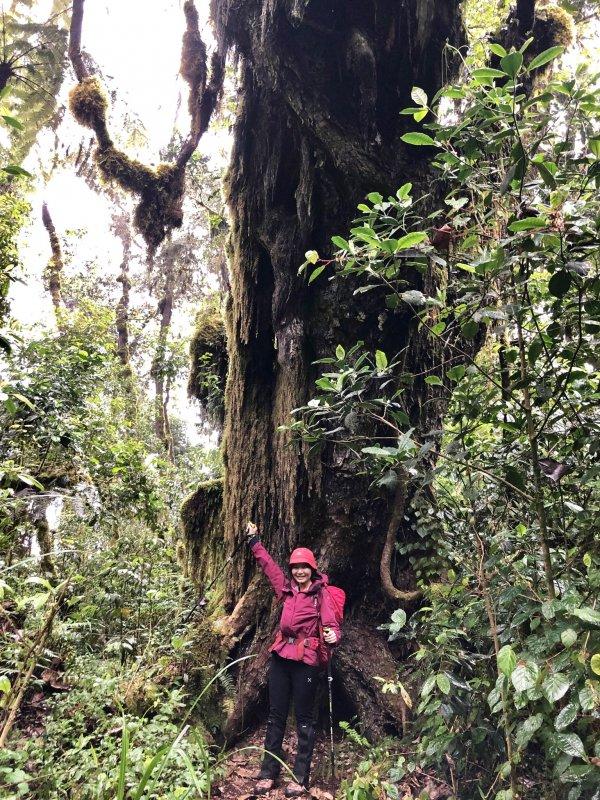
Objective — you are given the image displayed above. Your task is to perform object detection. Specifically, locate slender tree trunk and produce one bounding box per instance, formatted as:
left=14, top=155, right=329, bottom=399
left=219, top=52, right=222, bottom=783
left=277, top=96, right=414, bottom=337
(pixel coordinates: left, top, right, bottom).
left=112, top=212, right=137, bottom=404
left=188, top=0, right=468, bottom=741
left=152, top=262, right=174, bottom=460
left=41, top=202, right=65, bottom=330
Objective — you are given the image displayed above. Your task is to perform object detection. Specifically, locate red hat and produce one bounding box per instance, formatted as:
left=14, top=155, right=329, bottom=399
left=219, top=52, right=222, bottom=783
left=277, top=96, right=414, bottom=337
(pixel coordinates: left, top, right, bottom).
left=289, top=547, right=317, bottom=570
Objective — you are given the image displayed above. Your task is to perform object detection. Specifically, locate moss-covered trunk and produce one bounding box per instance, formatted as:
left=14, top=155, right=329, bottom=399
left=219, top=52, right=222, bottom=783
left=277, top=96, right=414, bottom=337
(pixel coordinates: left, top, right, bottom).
left=196, top=0, right=465, bottom=739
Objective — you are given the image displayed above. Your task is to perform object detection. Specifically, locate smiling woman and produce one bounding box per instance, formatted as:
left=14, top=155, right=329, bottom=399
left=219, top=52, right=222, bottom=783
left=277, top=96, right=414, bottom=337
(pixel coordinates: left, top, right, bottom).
left=244, top=521, right=341, bottom=797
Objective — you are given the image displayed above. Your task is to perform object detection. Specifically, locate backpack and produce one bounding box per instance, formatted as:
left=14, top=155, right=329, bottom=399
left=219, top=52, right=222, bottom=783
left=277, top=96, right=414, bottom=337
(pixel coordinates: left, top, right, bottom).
left=317, top=585, right=345, bottom=665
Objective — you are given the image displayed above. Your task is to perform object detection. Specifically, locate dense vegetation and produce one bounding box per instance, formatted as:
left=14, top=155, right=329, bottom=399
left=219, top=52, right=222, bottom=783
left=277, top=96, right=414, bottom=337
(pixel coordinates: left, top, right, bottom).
left=0, top=2, right=598, bottom=800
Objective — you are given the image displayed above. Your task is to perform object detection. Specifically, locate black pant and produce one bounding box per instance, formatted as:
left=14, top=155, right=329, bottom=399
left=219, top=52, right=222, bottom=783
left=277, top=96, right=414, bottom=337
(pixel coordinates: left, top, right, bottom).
left=259, top=653, right=320, bottom=786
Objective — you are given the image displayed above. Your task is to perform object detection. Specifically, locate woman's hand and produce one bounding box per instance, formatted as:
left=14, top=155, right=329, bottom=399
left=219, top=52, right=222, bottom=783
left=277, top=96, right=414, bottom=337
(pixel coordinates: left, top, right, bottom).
left=323, top=627, right=337, bottom=645
left=246, top=521, right=258, bottom=541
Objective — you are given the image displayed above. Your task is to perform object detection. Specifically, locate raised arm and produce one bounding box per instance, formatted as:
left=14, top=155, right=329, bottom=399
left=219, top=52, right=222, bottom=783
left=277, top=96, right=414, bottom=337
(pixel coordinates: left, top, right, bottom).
left=246, top=523, right=286, bottom=601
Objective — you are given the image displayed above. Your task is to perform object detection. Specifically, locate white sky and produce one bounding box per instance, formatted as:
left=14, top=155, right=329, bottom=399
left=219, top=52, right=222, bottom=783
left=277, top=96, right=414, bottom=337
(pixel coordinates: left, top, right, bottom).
left=10, top=0, right=227, bottom=447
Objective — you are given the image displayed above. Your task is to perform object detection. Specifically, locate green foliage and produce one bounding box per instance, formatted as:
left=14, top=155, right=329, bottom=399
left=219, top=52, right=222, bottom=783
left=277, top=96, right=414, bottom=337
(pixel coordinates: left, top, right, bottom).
left=292, top=49, right=600, bottom=799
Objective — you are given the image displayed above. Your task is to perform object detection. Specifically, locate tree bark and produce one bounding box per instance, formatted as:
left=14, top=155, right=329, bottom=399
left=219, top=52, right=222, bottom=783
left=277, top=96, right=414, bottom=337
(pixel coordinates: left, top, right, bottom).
left=196, top=0, right=465, bottom=740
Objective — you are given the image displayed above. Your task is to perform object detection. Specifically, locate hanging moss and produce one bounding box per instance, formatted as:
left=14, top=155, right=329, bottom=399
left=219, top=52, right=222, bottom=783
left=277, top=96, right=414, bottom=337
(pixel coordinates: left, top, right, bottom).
left=180, top=478, right=224, bottom=590
left=68, top=77, right=108, bottom=130
left=188, top=295, right=228, bottom=428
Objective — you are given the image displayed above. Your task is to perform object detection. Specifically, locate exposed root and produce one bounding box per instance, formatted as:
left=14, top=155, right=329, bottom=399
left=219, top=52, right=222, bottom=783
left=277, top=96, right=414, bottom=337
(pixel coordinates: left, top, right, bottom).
left=380, top=472, right=423, bottom=603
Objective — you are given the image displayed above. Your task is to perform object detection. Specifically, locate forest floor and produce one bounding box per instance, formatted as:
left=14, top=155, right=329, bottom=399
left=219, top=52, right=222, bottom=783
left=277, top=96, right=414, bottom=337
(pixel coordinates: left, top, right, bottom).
left=214, top=725, right=454, bottom=800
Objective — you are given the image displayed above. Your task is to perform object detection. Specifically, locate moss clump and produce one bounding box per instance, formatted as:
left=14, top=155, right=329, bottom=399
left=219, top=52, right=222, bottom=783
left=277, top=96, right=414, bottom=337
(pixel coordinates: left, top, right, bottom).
left=180, top=478, right=224, bottom=589
left=68, top=77, right=108, bottom=129
left=531, top=5, right=575, bottom=56
left=93, top=147, right=185, bottom=252
left=188, top=295, right=228, bottom=428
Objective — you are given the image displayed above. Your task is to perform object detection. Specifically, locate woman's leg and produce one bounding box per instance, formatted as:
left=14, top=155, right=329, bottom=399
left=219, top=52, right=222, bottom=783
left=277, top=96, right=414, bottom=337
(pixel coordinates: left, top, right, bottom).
left=259, top=654, right=292, bottom=779
left=290, top=661, right=320, bottom=786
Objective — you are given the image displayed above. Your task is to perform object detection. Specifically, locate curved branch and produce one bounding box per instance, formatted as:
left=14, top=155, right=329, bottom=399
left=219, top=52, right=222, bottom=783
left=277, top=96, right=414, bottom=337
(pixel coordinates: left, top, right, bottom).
left=67, top=0, right=224, bottom=251
left=380, top=471, right=423, bottom=603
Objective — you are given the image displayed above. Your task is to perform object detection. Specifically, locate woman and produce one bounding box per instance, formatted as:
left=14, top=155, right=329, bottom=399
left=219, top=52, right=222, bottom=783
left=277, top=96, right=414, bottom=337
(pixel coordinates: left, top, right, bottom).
left=245, top=522, right=341, bottom=797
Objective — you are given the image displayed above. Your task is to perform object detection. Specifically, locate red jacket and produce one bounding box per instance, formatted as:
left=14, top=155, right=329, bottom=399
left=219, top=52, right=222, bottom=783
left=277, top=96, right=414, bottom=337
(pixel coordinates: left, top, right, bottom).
left=250, top=538, right=341, bottom=666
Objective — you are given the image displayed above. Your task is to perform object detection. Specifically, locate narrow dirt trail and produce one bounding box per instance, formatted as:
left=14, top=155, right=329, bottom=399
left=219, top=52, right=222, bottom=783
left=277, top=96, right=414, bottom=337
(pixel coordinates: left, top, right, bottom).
left=214, top=726, right=356, bottom=800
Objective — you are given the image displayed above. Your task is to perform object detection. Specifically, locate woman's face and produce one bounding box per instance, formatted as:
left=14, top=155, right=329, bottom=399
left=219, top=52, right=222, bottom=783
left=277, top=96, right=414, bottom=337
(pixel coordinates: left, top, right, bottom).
left=291, top=562, right=312, bottom=585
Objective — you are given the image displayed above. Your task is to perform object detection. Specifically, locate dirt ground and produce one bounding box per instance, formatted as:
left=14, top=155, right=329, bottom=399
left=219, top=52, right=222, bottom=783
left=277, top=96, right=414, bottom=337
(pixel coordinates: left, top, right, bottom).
left=213, top=725, right=356, bottom=800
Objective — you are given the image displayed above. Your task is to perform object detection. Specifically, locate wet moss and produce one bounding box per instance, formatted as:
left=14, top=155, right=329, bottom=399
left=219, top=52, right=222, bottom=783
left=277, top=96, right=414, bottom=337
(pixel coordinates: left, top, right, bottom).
left=180, top=478, right=224, bottom=589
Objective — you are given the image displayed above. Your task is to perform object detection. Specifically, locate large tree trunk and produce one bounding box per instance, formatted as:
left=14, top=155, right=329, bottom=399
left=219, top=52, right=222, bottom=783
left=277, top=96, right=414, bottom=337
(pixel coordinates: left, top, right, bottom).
left=196, top=0, right=465, bottom=740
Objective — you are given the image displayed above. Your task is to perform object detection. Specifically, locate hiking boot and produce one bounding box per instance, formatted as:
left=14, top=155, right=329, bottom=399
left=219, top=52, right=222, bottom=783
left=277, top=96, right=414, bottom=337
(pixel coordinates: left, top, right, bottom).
left=253, top=777, right=275, bottom=794
left=284, top=781, right=306, bottom=797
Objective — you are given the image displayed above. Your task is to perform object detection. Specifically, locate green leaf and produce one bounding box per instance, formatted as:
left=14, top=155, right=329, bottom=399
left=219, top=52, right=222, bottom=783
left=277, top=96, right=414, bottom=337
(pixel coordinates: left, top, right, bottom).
left=421, top=675, right=436, bottom=697
left=3, top=165, right=33, bottom=178
left=331, top=235, right=349, bottom=251
left=501, top=51, right=523, bottom=78
left=534, top=161, right=557, bottom=189
left=410, top=87, right=428, bottom=107
left=0, top=675, right=10, bottom=694
left=436, top=673, right=451, bottom=695
left=528, top=46, right=564, bottom=72
left=367, top=192, right=383, bottom=204
left=446, top=365, right=465, bottom=382
left=396, top=231, right=428, bottom=250
left=578, top=685, right=598, bottom=711
left=425, top=375, right=443, bottom=386
left=472, top=67, right=506, bottom=80
left=335, top=345, right=345, bottom=360
left=511, top=661, right=539, bottom=692
left=497, top=645, right=517, bottom=677
left=561, top=629, right=577, bottom=648
left=2, top=115, right=24, bottom=131
left=548, top=270, right=572, bottom=298
left=375, top=350, right=388, bottom=371
left=542, top=673, right=571, bottom=703
left=508, top=217, right=547, bottom=232
left=515, top=714, right=543, bottom=748
left=308, top=265, right=325, bottom=284
left=590, top=137, right=600, bottom=159
left=572, top=607, right=600, bottom=627
left=591, top=654, right=600, bottom=676
left=489, top=43, right=507, bottom=58
left=305, top=250, right=319, bottom=265
left=413, top=108, right=428, bottom=122
left=555, top=702, right=579, bottom=730
left=390, top=609, right=407, bottom=629
left=401, top=132, right=436, bottom=147
left=396, top=183, right=413, bottom=199
left=555, top=733, right=587, bottom=760
left=461, top=320, right=478, bottom=339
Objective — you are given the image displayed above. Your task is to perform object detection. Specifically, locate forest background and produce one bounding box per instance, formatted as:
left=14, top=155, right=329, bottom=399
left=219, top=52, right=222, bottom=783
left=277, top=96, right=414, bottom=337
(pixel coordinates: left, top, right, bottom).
left=0, top=1, right=599, bottom=799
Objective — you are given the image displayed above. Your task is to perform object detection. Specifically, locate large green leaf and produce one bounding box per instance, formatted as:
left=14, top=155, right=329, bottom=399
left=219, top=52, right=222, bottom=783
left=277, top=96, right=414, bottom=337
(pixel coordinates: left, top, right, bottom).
left=401, top=132, right=436, bottom=146
left=511, top=661, right=539, bottom=692
left=515, top=714, right=543, bottom=748
left=555, top=733, right=587, bottom=760
left=542, top=673, right=571, bottom=703
left=555, top=702, right=578, bottom=731
left=497, top=645, right=517, bottom=677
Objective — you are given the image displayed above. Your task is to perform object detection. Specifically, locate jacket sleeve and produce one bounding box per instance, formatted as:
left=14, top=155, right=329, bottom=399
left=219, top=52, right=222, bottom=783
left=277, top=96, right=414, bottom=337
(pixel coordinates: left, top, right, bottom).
left=249, top=537, right=286, bottom=601
left=320, top=588, right=341, bottom=645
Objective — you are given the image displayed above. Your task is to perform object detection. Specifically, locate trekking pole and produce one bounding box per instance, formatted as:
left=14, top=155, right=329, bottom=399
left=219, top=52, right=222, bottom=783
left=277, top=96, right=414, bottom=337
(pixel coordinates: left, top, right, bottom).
left=181, top=538, right=246, bottom=624
left=327, top=656, right=336, bottom=779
